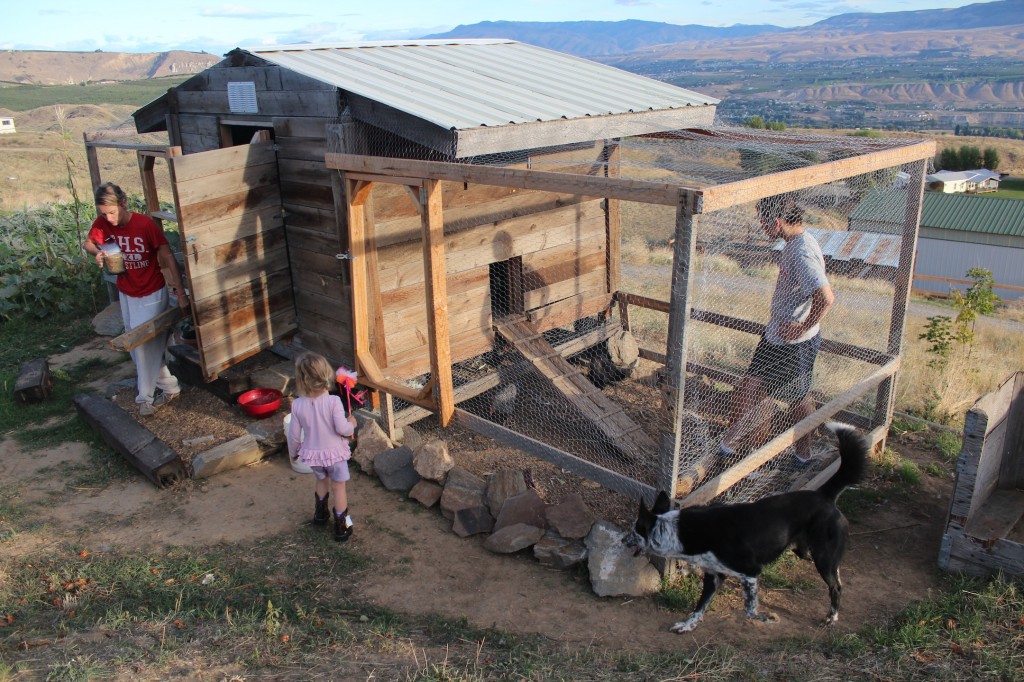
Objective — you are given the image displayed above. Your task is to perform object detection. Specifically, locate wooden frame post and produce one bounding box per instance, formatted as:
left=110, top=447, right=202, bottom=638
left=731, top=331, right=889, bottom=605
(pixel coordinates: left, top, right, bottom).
left=346, top=177, right=374, bottom=377
left=420, top=178, right=455, bottom=426
left=656, top=189, right=698, bottom=500
left=873, top=158, right=927, bottom=441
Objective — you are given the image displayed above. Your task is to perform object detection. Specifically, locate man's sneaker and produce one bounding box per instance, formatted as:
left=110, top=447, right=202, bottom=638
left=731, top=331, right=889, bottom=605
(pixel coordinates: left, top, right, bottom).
left=153, top=391, right=180, bottom=408
left=139, top=402, right=157, bottom=416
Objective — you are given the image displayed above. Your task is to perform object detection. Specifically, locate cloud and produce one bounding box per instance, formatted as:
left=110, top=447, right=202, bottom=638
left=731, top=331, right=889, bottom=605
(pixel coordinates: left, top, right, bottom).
left=199, top=5, right=307, bottom=20
left=272, top=22, right=346, bottom=45
left=615, top=0, right=653, bottom=6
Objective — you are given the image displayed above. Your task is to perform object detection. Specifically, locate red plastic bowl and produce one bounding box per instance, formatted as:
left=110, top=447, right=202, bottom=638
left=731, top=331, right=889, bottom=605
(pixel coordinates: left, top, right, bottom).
left=237, top=388, right=283, bottom=418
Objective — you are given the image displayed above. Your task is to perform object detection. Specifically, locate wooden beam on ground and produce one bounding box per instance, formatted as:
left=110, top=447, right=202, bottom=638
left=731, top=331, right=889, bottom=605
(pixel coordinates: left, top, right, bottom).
left=681, top=358, right=900, bottom=507
left=108, top=307, right=183, bottom=353
left=325, top=153, right=683, bottom=206
left=421, top=178, right=455, bottom=426
left=696, top=141, right=936, bottom=213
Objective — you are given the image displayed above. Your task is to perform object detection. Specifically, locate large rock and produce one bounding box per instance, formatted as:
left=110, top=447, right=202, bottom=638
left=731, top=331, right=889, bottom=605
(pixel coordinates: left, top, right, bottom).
left=412, top=439, right=454, bottom=484
left=534, top=531, right=588, bottom=569
left=245, top=411, right=286, bottom=449
left=545, top=493, right=595, bottom=539
left=493, top=488, right=547, bottom=533
left=409, top=480, right=443, bottom=508
left=351, top=416, right=392, bottom=476
left=452, top=506, right=494, bottom=537
left=396, top=424, right=423, bottom=451
left=585, top=521, right=661, bottom=597
left=249, top=360, right=295, bottom=396
left=373, top=445, right=421, bottom=492
left=483, top=523, right=545, bottom=554
left=439, top=467, right=488, bottom=520
left=485, top=469, right=528, bottom=516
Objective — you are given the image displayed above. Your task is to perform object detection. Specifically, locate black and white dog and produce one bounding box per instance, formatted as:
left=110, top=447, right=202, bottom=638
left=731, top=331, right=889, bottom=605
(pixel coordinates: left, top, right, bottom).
left=623, top=422, right=869, bottom=633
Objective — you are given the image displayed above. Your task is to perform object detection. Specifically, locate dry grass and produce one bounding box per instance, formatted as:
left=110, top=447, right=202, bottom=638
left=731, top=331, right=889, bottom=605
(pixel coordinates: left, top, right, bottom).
left=0, top=104, right=172, bottom=211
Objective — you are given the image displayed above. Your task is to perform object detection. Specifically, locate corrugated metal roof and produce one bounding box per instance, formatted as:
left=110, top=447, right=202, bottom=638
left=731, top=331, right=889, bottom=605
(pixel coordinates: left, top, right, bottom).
left=921, top=192, right=1024, bottom=237
left=242, top=40, right=718, bottom=131
left=772, top=228, right=902, bottom=268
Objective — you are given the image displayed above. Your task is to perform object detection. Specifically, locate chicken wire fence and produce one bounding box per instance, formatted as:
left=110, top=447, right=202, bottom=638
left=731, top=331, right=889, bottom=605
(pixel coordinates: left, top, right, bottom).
left=330, top=123, right=928, bottom=504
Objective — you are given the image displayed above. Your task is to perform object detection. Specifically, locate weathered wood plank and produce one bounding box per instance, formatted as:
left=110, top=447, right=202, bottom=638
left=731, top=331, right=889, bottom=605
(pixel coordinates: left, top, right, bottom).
left=188, top=248, right=290, bottom=301
left=201, top=308, right=298, bottom=377
left=187, top=225, right=288, bottom=280
left=175, top=183, right=282, bottom=227
left=171, top=142, right=277, bottom=183
left=176, top=90, right=340, bottom=118
left=14, top=358, right=53, bottom=404
left=528, top=292, right=614, bottom=333
left=192, top=272, right=293, bottom=327
left=72, top=393, right=187, bottom=488
left=698, top=141, right=937, bottom=213
left=326, top=152, right=683, bottom=206
left=109, top=307, right=184, bottom=353
left=524, top=268, right=607, bottom=311
left=377, top=208, right=605, bottom=291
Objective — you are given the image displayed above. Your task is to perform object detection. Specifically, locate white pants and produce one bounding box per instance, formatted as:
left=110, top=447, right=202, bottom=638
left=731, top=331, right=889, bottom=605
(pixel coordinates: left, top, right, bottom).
left=119, top=288, right=180, bottom=406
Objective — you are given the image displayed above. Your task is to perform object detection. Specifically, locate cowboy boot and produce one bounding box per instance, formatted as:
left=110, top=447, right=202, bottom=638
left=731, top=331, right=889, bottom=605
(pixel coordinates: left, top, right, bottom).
left=312, top=493, right=330, bottom=525
left=333, top=507, right=353, bottom=542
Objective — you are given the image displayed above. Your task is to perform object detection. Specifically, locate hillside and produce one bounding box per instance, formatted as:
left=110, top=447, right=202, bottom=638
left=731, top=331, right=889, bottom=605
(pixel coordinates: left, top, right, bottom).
left=0, top=50, right=220, bottom=86
left=425, top=0, right=1022, bottom=58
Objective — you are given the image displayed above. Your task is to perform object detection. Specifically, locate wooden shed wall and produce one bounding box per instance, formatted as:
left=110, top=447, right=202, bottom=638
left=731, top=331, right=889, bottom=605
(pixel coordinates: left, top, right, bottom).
left=171, top=63, right=353, bottom=368
left=371, top=182, right=608, bottom=379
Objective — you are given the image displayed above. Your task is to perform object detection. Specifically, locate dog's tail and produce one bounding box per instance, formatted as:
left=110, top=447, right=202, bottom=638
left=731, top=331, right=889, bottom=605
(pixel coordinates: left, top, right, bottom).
left=817, top=422, right=870, bottom=501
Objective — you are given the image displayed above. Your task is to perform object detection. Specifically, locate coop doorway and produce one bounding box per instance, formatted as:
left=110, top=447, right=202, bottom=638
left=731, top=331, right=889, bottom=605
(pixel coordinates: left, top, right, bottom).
left=219, top=120, right=275, bottom=148
left=490, top=256, right=524, bottom=320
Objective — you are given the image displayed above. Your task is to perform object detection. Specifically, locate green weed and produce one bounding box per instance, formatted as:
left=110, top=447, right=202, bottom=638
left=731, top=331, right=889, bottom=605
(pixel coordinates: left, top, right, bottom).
left=658, top=570, right=703, bottom=612
left=930, top=431, right=963, bottom=463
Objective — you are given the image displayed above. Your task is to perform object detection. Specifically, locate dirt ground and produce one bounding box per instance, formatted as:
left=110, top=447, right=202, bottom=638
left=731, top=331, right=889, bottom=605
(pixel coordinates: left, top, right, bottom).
left=2, top=337, right=955, bottom=653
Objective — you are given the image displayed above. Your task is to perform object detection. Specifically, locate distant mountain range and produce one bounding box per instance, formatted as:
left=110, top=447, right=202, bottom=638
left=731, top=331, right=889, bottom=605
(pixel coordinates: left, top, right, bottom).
left=423, top=20, right=786, bottom=56
left=424, top=0, right=1024, bottom=57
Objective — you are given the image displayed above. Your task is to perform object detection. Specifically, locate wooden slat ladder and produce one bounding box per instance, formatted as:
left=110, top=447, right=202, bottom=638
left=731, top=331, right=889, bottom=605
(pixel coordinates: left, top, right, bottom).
left=493, top=317, right=658, bottom=463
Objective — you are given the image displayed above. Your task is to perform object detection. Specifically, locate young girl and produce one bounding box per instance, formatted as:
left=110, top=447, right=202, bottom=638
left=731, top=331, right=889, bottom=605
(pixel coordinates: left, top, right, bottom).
left=288, top=352, right=358, bottom=542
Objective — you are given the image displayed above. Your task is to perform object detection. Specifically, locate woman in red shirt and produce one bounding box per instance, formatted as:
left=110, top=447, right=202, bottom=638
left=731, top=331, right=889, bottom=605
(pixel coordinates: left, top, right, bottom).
left=85, top=183, right=188, bottom=416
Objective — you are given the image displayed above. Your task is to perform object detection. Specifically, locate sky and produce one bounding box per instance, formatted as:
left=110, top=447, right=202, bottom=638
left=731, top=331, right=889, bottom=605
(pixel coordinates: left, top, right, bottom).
left=1, top=0, right=984, bottom=55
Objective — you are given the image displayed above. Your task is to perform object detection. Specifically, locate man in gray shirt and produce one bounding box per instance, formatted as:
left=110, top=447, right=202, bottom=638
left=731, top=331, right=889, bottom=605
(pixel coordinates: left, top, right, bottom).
left=719, top=193, right=834, bottom=464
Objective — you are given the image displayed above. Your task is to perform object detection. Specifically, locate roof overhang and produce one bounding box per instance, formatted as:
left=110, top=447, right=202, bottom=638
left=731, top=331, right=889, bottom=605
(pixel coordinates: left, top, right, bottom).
left=347, top=92, right=717, bottom=158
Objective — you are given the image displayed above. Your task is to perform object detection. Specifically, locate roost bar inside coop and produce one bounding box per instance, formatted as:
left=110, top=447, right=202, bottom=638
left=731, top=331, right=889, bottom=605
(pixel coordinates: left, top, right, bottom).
left=328, top=126, right=934, bottom=506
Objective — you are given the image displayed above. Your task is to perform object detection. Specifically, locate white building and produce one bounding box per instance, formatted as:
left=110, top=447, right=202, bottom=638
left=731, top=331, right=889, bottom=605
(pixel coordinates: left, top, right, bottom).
left=0, top=117, right=15, bottom=135
left=926, top=169, right=1001, bottom=194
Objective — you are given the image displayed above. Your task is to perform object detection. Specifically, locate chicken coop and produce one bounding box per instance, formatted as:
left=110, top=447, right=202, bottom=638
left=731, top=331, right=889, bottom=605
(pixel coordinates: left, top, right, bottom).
left=90, top=40, right=934, bottom=505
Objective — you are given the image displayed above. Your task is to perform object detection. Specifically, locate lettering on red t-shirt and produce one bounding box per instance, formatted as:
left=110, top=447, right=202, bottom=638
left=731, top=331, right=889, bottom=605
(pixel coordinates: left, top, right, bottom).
left=88, top=213, right=169, bottom=298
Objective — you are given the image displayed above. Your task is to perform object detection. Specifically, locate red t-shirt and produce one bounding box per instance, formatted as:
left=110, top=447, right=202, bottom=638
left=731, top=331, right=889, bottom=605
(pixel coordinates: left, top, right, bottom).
left=88, top=212, right=169, bottom=298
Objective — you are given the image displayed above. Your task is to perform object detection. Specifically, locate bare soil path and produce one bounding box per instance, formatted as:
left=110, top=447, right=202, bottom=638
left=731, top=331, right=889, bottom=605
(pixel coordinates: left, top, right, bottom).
left=2, top=339, right=954, bottom=654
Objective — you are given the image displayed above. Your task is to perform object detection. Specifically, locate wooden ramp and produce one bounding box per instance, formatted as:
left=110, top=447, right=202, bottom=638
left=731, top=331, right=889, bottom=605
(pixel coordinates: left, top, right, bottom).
left=494, top=318, right=658, bottom=462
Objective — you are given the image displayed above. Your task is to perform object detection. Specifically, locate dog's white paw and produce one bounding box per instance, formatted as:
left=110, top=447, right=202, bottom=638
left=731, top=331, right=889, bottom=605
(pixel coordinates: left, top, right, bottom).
left=747, top=611, right=779, bottom=625
left=669, top=617, right=701, bottom=633
left=823, top=613, right=839, bottom=626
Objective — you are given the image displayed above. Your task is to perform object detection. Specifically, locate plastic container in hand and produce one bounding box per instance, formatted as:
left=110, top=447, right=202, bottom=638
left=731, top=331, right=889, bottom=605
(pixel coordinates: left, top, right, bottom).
left=283, top=413, right=313, bottom=474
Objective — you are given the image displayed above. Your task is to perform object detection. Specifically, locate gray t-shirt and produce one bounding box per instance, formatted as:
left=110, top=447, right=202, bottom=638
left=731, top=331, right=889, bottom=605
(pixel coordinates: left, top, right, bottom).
left=765, top=231, right=829, bottom=345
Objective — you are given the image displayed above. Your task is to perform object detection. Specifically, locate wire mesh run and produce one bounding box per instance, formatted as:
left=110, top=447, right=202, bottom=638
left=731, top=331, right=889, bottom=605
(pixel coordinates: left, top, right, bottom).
left=330, top=122, right=930, bottom=504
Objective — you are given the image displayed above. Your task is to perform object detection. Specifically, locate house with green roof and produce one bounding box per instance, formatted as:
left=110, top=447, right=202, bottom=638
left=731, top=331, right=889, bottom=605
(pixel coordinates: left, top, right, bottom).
left=850, top=191, right=1024, bottom=300
left=916, top=193, right=1024, bottom=300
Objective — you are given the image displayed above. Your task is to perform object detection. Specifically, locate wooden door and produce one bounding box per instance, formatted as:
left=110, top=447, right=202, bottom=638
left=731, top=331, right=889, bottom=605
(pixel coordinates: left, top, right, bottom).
left=169, top=141, right=296, bottom=380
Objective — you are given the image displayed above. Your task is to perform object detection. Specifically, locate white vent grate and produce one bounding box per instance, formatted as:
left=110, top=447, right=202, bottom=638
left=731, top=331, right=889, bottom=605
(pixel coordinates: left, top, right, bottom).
left=227, top=82, right=258, bottom=114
